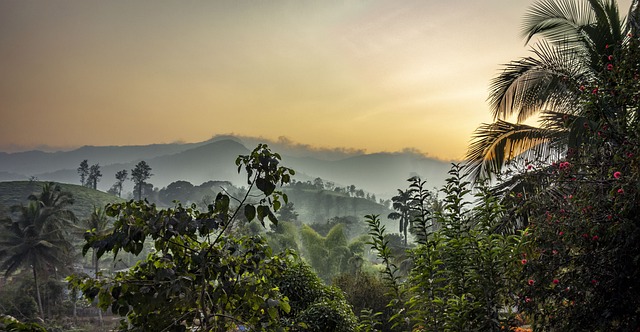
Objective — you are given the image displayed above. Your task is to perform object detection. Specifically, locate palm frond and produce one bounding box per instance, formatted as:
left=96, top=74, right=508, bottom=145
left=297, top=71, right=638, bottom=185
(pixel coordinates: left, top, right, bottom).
left=523, top=0, right=595, bottom=46
left=489, top=41, right=589, bottom=122
left=628, top=0, right=640, bottom=35
left=465, top=120, right=565, bottom=181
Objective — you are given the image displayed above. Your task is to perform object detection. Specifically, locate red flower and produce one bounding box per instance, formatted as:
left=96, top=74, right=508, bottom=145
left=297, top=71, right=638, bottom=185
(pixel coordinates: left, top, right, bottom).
left=521, top=259, right=528, bottom=265
left=553, top=279, right=559, bottom=284
left=591, top=279, right=598, bottom=285
left=607, top=63, right=614, bottom=70
left=614, top=171, right=622, bottom=179
left=618, top=188, right=625, bottom=194
left=592, top=235, right=599, bottom=241
left=592, top=87, right=599, bottom=94
left=528, top=279, right=535, bottom=286
left=608, top=55, right=614, bottom=61
left=525, top=297, right=532, bottom=303
left=559, top=231, right=564, bottom=236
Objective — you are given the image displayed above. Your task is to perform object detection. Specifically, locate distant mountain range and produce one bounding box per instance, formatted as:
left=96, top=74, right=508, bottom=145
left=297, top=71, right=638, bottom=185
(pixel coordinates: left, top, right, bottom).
left=0, top=135, right=455, bottom=199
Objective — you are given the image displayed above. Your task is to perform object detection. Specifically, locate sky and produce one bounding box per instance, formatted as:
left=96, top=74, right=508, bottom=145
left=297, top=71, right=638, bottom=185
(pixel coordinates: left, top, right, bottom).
left=0, top=0, right=633, bottom=160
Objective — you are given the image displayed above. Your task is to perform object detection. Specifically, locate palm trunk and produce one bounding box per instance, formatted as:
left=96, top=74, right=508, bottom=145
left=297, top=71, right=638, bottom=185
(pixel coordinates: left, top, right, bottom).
left=33, top=264, right=45, bottom=321
left=93, top=250, right=104, bottom=326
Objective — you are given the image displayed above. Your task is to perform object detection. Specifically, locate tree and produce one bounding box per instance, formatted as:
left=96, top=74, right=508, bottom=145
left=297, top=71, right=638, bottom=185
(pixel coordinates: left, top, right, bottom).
left=388, top=188, right=413, bottom=246
left=69, top=145, right=300, bottom=331
left=86, top=163, right=102, bottom=190
left=313, top=177, right=325, bottom=190
left=515, top=34, right=640, bottom=331
left=158, top=180, right=194, bottom=205
left=465, top=0, right=638, bottom=180
left=77, top=160, right=89, bottom=186
left=131, top=161, right=152, bottom=201
left=276, top=202, right=299, bottom=222
left=109, top=169, right=128, bottom=197
left=0, top=183, right=76, bottom=321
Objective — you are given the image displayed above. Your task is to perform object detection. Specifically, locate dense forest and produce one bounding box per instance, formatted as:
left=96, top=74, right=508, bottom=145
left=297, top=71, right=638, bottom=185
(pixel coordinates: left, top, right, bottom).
left=3, top=0, right=640, bottom=331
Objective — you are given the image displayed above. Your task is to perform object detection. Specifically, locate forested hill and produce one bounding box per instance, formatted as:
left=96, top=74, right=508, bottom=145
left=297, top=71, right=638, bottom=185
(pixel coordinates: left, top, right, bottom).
left=0, top=136, right=454, bottom=200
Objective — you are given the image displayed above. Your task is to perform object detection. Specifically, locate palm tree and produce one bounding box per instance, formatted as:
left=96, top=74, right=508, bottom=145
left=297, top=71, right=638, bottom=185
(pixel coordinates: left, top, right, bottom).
left=466, top=0, right=639, bottom=180
left=74, top=206, right=110, bottom=325
left=0, top=183, right=76, bottom=320
left=388, top=189, right=414, bottom=246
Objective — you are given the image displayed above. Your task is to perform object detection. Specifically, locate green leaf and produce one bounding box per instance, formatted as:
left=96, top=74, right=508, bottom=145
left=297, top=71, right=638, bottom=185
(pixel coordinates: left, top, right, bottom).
left=244, top=204, right=256, bottom=221
left=256, top=178, right=276, bottom=196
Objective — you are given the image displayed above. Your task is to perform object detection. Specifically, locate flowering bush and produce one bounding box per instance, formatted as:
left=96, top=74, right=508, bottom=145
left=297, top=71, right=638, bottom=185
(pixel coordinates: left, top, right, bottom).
left=517, top=37, right=640, bottom=331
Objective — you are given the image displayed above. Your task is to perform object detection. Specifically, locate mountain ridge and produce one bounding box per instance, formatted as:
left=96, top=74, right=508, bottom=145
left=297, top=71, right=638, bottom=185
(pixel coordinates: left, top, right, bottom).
left=0, top=136, right=453, bottom=199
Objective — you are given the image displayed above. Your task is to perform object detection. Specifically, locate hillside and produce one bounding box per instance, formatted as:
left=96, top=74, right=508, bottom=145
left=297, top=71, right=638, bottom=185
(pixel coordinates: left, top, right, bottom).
left=0, top=181, right=124, bottom=220
left=283, top=187, right=392, bottom=224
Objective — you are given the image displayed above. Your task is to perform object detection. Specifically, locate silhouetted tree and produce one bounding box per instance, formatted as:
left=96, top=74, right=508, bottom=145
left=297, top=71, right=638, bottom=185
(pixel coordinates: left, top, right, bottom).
left=388, top=189, right=413, bottom=246
left=112, top=170, right=128, bottom=197
left=87, top=163, right=102, bottom=190
left=131, top=161, right=152, bottom=201
left=77, top=160, right=89, bottom=186
left=159, top=180, right=194, bottom=205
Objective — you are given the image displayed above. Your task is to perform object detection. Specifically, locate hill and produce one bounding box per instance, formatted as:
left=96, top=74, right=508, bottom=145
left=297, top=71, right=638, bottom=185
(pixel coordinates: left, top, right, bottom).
left=283, top=187, right=393, bottom=224
left=0, top=181, right=124, bottom=220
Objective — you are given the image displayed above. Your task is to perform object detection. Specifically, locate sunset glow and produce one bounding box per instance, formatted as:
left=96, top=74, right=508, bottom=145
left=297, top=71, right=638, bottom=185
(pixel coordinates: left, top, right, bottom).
left=0, top=0, right=632, bottom=159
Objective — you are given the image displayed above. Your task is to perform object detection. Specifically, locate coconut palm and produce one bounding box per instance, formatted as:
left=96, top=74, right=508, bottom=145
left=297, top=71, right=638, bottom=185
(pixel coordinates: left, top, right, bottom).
left=0, top=183, right=76, bottom=320
left=466, top=0, right=640, bottom=180
left=77, top=207, right=111, bottom=277
left=388, top=188, right=414, bottom=246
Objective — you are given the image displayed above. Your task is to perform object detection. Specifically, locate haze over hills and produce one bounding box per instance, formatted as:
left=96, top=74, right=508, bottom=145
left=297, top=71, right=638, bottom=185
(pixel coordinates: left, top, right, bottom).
left=0, top=135, right=454, bottom=199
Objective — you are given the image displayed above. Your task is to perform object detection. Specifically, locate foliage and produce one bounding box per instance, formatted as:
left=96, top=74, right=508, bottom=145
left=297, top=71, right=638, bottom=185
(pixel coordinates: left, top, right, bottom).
left=465, top=0, right=637, bottom=180
left=266, top=220, right=301, bottom=254
left=276, top=202, right=299, bottom=222
left=333, top=272, right=394, bottom=332
left=299, top=223, right=364, bottom=283
left=0, top=274, right=39, bottom=320
left=517, top=34, right=640, bottom=331
left=68, top=145, right=321, bottom=331
left=130, top=161, right=153, bottom=201
left=277, top=262, right=357, bottom=332
left=387, top=188, right=414, bottom=246
left=108, top=169, right=128, bottom=198
left=0, top=315, right=47, bottom=332
left=367, top=166, right=527, bottom=331
left=77, top=160, right=89, bottom=187
left=0, top=182, right=77, bottom=321
left=87, top=163, right=102, bottom=190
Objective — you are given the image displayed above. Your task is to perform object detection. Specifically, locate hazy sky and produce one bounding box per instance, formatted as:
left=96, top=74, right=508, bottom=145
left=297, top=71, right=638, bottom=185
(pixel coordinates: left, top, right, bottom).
left=0, top=0, right=633, bottom=160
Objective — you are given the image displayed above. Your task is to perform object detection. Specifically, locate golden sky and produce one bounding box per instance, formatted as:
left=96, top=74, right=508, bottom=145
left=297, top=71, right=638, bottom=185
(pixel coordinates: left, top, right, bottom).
left=0, top=0, right=633, bottom=160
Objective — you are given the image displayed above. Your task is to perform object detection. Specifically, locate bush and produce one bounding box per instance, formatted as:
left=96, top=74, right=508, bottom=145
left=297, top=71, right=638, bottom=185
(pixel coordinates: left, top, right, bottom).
left=277, top=263, right=357, bottom=331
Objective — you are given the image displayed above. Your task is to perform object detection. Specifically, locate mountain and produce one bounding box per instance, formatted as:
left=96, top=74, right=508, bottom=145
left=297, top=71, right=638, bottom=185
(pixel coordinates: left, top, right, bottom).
left=0, top=136, right=454, bottom=199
